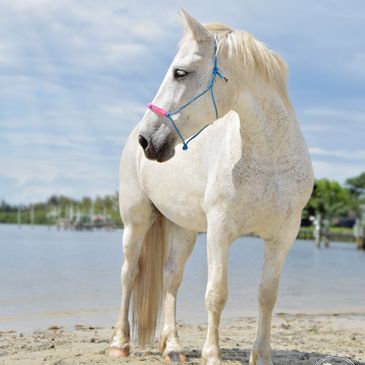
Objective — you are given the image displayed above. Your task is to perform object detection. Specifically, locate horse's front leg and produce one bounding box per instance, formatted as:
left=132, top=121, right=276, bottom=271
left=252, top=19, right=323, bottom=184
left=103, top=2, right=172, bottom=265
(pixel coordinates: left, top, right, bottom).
left=202, top=221, right=232, bottom=365
left=161, top=222, right=196, bottom=363
left=110, top=220, right=153, bottom=357
left=249, top=219, right=300, bottom=365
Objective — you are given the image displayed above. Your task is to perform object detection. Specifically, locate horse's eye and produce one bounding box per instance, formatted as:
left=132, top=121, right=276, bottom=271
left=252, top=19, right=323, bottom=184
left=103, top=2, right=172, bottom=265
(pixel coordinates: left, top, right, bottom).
left=174, top=69, right=188, bottom=79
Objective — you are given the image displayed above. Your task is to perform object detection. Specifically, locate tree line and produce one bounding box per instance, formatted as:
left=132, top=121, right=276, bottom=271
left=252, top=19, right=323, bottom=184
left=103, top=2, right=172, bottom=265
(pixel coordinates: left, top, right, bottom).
left=0, top=172, right=364, bottom=227
left=0, top=193, right=120, bottom=225
left=302, top=172, right=365, bottom=226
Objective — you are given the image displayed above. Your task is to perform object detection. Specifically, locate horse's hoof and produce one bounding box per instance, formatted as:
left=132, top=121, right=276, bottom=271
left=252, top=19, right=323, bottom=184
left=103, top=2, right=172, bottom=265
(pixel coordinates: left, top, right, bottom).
left=109, top=346, right=130, bottom=357
left=164, top=351, right=187, bottom=363
left=159, top=338, right=167, bottom=353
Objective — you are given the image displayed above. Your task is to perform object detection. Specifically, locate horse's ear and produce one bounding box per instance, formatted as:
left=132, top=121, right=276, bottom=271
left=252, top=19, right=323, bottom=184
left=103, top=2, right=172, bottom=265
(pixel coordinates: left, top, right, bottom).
left=224, top=111, right=240, bottom=124
left=179, top=9, right=211, bottom=41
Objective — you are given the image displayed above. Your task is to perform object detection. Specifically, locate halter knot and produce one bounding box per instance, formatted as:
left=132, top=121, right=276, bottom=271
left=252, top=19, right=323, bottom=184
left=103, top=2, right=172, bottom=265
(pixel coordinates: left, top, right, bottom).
left=215, top=69, right=225, bottom=79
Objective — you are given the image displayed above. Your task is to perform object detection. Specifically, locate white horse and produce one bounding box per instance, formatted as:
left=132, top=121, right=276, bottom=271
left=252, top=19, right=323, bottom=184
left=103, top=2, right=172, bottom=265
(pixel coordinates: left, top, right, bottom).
left=110, top=9, right=314, bottom=365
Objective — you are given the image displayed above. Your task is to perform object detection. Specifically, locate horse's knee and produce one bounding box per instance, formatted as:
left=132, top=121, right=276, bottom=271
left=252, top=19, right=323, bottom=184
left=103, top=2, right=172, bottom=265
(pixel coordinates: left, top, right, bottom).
left=164, top=261, right=185, bottom=292
left=258, top=282, right=278, bottom=308
left=121, top=224, right=148, bottom=266
left=205, top=287, right=227, bottom=313
left=122, top=241, right=139, bottom=263
left=120, top=260, right=138, bottom=285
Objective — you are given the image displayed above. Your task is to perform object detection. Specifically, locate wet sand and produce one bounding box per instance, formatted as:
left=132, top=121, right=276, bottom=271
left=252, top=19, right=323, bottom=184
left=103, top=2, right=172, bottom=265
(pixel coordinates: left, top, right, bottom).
left=0, top=313, right=364, bottom=364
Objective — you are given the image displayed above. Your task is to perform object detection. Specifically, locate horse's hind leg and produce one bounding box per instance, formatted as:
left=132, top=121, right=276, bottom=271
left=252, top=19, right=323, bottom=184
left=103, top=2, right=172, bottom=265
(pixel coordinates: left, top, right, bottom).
left=110, top=211, right=155, bottom=357
left=160, top=222, right=196, bottom=363
left=249, top=217, right=301, bottom=365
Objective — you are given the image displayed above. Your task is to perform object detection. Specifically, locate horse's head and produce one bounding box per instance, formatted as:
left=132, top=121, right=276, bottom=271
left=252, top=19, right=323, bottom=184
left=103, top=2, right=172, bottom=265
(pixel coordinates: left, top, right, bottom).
left=138, top=9, right=235, bottom=162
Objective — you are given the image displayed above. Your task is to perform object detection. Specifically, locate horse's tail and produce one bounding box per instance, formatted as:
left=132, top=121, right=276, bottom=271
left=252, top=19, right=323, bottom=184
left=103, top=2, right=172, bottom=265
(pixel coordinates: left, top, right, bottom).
left=131, top=214, right=166, bottom=347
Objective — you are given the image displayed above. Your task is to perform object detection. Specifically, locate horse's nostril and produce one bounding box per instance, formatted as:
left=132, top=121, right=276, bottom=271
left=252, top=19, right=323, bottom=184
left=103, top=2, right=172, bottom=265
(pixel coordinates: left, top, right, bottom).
left=138, top=135, right=148, bottom=150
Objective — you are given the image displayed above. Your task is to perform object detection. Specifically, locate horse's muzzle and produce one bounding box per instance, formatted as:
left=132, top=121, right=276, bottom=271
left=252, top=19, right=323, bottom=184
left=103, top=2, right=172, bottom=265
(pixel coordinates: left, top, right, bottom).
left=138, top=134, right=175, bottom=163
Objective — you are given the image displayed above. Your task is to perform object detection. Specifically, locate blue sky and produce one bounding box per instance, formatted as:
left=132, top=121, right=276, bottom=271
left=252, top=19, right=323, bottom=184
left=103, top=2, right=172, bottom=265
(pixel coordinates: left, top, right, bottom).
left=0, top=0, right=364, bottom=204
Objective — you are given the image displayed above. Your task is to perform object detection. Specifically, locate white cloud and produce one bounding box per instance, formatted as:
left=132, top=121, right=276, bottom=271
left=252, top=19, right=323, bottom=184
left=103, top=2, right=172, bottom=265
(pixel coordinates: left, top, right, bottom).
left=347, top=52, right=365, bottom=80
left=309, top=147, right=365, bottom=162
left=4, top=0, right=54, bottom=10
left=102, top=101, right=145, bottom=118
left=129, top=21, right=167, bottom=40
left=0, top=156, right=116, bottom=186
left=302, top=125, right=329, bottom=132
left=0, top=42, right=16, bottom=66
left=312, top=160, right=364, bottom=183
left=303, top=107, right=365, bottom=123
left=107, top=42, right=148, bottom=62
left=1, top=133, right=71, bottom=148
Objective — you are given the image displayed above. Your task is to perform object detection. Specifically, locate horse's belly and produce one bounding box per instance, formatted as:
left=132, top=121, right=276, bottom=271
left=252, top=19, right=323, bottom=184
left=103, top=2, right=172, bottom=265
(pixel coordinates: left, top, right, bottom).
left=139, top=160, right=208, bottom=232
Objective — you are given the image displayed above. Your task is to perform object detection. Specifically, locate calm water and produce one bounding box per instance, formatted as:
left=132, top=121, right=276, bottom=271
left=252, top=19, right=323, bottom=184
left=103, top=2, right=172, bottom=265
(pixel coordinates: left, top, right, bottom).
left=0, top=224, right=364, bottom=332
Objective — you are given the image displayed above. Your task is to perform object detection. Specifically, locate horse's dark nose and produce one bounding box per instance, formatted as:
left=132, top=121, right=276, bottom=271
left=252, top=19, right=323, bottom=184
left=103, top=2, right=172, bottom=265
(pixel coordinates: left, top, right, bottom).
left=138, top=135, right=148, bottom=150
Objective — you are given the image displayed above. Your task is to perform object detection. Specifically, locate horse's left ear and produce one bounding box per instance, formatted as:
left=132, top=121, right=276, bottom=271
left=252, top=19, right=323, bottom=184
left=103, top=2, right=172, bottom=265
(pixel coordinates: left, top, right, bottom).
left=179, top=9, right=211, bottom=41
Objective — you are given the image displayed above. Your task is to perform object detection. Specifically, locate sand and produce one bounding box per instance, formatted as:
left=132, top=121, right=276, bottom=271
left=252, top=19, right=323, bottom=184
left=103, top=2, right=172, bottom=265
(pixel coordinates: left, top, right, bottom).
left=0, top=313, right=364, bottom=365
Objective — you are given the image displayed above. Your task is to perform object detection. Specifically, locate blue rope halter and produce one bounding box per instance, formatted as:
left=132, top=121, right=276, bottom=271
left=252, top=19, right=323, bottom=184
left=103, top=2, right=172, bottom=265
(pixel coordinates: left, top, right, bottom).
left=147, top=42, right=227, bottom=150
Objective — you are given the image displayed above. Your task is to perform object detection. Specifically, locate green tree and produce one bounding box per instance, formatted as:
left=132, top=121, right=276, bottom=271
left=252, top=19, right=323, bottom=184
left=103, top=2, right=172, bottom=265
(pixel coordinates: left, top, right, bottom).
left=81, top=197, right=92, bottom=212
left=346, top=172, right=365, bottom=197
left=0, top=193, right=120, bottom=226
left=304, top=179, right=356, bottom=222
left=47, top=195, right=59, bottom=206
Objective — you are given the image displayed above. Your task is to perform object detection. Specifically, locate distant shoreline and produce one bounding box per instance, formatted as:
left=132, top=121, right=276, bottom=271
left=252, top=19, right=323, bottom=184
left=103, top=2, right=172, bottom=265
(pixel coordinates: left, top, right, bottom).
left=1, top=222, right=357, bottom=244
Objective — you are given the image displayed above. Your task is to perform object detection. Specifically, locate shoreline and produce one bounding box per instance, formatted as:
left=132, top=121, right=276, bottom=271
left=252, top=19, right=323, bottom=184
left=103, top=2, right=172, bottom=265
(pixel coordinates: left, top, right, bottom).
left=1, top=223, right=360, bottom=244
left=1, top=313, right=364, bottom=365
left=2, top=307, right=365, bottom=335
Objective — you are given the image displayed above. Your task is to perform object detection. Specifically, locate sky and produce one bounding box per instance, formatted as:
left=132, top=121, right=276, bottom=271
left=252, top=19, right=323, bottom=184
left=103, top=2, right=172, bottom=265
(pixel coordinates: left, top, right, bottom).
left=0, top=0, right=364, bottom=204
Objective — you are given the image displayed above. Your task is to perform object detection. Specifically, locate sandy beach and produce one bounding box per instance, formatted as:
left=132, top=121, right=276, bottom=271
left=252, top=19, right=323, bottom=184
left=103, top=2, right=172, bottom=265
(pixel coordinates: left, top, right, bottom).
left=0, top=313, right=364, bottom=365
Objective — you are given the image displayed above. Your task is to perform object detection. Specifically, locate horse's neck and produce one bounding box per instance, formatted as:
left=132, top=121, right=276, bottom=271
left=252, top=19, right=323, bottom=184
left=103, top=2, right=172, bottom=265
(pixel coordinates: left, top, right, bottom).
left=234, top=81, right=302, bottom=166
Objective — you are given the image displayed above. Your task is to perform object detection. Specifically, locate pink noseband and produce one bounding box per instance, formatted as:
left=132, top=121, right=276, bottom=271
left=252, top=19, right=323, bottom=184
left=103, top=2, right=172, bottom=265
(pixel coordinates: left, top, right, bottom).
left=147, top=102, right=168, bottom=117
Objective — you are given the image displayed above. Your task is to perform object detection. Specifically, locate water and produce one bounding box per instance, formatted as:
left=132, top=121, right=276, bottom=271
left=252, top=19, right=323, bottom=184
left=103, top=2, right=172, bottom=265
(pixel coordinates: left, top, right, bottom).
left=0, top=224, right=364, bottom=332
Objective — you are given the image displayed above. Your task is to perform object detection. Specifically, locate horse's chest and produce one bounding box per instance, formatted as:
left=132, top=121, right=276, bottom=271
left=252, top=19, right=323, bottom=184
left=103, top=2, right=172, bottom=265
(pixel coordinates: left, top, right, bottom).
left=139, top=161, right=208, bottom=232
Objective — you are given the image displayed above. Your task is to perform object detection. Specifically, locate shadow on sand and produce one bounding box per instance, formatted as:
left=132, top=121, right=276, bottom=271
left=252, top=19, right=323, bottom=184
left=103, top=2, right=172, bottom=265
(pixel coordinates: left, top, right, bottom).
left=185, top=348, right=364, bottom=365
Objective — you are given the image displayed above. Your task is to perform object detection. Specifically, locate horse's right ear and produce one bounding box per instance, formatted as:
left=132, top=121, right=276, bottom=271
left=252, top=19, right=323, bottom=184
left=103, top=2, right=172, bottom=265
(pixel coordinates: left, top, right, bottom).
left=223, top=110, right=240, bottom=124
left=179, top=9, right=211, bottom=42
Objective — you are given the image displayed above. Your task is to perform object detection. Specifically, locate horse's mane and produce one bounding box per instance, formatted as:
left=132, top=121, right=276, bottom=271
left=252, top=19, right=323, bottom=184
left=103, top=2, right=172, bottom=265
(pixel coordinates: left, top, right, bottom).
left=181, top=23, right=293, bottom=111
